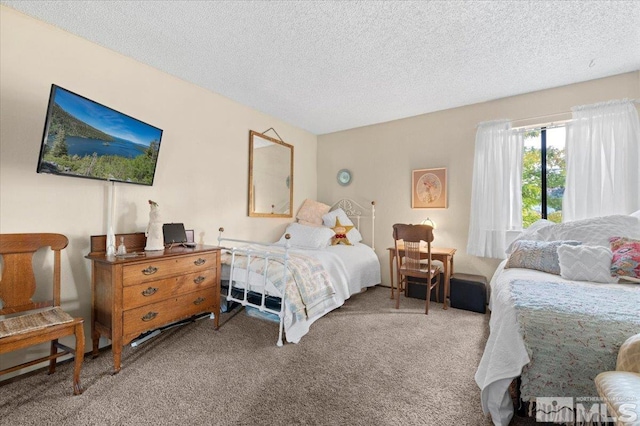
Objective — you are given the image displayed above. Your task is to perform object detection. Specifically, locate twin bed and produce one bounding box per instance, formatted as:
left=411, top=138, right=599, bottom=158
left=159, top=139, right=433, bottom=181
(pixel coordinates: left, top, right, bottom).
left=218, top=199, right=381, bottom=346
left=476, top=213, right=640, bottom=425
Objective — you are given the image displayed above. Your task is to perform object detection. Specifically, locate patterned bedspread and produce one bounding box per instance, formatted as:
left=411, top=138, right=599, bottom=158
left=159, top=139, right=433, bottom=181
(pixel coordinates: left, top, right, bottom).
left=220, top=245, right=336, bottom=321
left=510, top=279, right=640, bottom=401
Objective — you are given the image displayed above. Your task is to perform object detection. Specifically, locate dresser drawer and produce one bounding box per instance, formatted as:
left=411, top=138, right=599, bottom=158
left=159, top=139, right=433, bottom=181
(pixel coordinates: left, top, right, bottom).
left=122, top=252, right=218, bottom=286
left=122, top=268, right=217, bottom=310
left=122, top=287, right=215, bottom=338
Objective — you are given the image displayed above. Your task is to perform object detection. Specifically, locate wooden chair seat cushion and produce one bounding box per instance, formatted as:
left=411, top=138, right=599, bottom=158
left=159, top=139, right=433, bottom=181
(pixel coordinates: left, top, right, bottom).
left=0, top=307, right=74, bottom=339
left=399, top=264, right=441, bottom=278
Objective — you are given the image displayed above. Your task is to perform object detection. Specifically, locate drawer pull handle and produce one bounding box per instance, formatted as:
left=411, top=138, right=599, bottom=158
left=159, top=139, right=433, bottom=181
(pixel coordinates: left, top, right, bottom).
left=142, top=266, right=158, bottom=275
left=194, top=258, right=206, bottom=266
left=141, top=312, right=158, bottom=322
left=141, top=287, right=158, bottom=297
left=194, top=276, right=205, bottom=284
left=193, top=297, right=206, bottom=305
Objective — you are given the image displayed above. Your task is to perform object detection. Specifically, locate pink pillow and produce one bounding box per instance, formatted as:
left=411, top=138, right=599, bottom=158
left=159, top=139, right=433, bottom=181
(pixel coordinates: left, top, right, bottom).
left=298, top=219, right=321, bottom=227
left=296, top=199, right=330, bottom=226
left=609, top=237, right=640, bottom=282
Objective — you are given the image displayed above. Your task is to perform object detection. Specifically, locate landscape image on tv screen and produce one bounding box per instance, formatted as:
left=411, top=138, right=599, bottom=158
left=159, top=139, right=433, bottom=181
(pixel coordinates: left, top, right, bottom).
left=37, top=85, right=163, bottom=186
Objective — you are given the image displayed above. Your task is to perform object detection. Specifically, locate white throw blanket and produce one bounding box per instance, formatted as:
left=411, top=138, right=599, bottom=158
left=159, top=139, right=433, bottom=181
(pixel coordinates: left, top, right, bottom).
left=475, top=261, right=531, bottom=425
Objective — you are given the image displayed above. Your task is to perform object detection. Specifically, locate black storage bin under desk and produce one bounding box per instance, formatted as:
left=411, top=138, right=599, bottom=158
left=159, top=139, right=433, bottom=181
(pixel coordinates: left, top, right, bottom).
left=450, top=273, right=488, bottom=314
left=405, top=273, right=445, bottom=302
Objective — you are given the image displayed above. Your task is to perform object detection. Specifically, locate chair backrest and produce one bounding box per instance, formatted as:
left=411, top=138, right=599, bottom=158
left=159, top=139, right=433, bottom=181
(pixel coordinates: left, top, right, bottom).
left=392, top=224, right=435, bottom=273
left=0, top=233, right=68, bottom=315
left=617, top=333, right=640, bottom=373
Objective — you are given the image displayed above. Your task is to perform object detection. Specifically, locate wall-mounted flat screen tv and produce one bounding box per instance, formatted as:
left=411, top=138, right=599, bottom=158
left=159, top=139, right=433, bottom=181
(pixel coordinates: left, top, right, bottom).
left=37, top=85, right=163, bottom=186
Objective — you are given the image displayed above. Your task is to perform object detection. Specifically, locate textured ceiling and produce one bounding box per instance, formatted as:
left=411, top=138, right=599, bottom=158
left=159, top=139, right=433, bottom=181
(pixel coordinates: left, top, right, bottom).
left=2, top=1, right=639, bottom=135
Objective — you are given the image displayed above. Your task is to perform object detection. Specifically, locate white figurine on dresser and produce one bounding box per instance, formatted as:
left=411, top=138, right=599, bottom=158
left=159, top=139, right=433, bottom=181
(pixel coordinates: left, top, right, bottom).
left=144, top=200, right=164, bottom=251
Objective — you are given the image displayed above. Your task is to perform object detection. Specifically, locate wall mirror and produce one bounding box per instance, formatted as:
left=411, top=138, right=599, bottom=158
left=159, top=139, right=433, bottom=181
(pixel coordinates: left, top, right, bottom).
left=248, top=130, right=294, bottom=217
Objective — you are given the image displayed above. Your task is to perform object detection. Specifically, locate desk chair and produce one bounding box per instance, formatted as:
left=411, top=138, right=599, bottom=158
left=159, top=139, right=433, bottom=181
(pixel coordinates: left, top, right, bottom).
left=392, top=224, right=441, bottom=314
left=0, top=233, right=84, bottom=395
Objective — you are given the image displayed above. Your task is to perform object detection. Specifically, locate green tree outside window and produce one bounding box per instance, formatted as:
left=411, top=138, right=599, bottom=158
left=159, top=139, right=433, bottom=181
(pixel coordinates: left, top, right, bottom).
left=522, top=128, right=566, bottom=228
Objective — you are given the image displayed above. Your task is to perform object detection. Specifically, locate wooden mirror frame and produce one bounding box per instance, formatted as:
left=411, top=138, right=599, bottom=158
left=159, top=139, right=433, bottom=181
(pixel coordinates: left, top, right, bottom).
left=248, top=130, right=294, bottom=217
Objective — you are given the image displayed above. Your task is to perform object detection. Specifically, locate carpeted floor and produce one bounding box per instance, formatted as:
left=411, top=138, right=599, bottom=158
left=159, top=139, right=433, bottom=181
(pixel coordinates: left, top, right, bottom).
left=1, top=286, right=536, bottom=425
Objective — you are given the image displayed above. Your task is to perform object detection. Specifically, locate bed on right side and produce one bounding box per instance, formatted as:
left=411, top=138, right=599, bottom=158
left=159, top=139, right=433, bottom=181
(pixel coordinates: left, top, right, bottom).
left=475, top=213, right=640, bottom=425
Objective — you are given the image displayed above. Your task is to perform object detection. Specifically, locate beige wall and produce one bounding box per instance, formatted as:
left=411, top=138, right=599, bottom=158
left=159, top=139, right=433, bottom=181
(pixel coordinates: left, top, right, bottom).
left=0, top=6, right=317, bottom=373
left=317, top=71, right=640, bottom=286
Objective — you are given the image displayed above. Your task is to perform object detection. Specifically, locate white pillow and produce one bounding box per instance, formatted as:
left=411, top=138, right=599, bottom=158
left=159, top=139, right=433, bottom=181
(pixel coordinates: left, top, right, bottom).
left=631, top=210, right=640, bottom=218
left=322, top=208, right=363, bottom=244
left=536, top=215, right=640, bottom=247
left=274, top=222, right=335, bottom=249
left=505, top=219, right=555, bottom=254
left=557, top=244, right=617, bottom=283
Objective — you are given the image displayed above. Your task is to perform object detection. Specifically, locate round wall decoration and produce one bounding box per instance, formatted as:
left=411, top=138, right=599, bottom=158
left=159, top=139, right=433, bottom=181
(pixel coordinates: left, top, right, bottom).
left=337, top=169, right=352, bottom=186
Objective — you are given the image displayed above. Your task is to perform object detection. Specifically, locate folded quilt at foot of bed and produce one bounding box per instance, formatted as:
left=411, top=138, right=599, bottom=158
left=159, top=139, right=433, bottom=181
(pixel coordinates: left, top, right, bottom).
left=221, top=245, right=336, bottom=320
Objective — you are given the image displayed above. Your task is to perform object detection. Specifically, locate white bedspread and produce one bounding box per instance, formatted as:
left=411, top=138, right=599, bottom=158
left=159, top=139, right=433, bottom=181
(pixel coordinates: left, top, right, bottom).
left=221, top=242, right=381, bottom=343
left=309, top=243, right=382, bottom=300
left=475, top=261, right=638, bottom=426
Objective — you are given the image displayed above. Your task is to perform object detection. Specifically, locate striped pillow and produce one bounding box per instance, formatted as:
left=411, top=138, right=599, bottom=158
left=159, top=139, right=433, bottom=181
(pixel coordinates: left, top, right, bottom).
left=505, top=240, right=581, bottom=275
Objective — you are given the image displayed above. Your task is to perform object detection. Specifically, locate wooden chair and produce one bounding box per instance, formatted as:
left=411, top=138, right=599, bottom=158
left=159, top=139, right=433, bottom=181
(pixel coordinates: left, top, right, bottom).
left=0, top=233, right=84, bottom=395
left=392, top=224, right=441, bottom=314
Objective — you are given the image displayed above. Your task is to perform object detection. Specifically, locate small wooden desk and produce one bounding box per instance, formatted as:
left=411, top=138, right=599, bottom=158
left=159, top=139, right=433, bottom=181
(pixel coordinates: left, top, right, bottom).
left=387, top=246, right=457, bottom=309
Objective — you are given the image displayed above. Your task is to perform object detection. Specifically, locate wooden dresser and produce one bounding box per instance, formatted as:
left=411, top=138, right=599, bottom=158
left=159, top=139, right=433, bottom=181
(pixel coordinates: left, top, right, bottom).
left=86, top=232, right=220, bottom=373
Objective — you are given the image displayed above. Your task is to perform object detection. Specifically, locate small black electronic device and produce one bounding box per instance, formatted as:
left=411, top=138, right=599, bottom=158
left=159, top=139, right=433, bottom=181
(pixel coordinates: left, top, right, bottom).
left=163, top=223, right=197, bottom=247
left=163, top=223, right=187, bottom=245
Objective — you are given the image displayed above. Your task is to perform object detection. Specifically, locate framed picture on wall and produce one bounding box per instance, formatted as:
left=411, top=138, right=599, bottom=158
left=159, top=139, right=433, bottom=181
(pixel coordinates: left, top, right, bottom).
left=412, top=168, right=447, bottom=208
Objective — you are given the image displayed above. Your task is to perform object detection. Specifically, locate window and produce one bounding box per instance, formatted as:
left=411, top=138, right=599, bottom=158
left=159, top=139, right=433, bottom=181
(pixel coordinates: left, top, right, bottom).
left=522, top=126, right=566, bottom=228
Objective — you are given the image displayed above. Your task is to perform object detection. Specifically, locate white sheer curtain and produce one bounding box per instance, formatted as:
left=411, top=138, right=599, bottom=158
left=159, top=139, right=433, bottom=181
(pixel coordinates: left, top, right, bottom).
left=467, top=120, right=524, bottom=258
left=563, top=99, right=640, bottom=222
